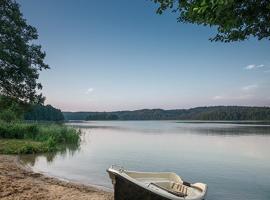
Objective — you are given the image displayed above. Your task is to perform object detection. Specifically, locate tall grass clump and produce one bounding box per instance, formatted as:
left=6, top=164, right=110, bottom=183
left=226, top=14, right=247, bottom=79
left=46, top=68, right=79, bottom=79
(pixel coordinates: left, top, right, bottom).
left=36, top=124, right=79, bottom=143
left=0, top=121, right=80, bottom=154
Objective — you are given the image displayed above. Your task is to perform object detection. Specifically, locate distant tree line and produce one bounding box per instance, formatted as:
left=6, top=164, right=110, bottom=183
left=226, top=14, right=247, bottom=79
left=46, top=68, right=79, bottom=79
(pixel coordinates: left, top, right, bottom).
left=63, top=106, right=270, bottom=121
left=24, top=104, right=64, bottom=121
left=85, top=113, right=119, bottom=121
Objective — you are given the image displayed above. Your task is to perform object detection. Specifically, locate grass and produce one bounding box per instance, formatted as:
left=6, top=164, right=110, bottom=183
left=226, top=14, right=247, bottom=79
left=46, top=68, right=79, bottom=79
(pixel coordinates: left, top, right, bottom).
left=0, top=139, right=47, bottom=154
left=0, top=121, right=80, bottom=154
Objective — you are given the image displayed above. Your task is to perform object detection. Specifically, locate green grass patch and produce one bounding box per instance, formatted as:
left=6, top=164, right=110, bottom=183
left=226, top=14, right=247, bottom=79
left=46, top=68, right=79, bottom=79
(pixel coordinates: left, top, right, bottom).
left=0, top=121, right=80, bottom=154
left=0, top=139, right=47, bottom=154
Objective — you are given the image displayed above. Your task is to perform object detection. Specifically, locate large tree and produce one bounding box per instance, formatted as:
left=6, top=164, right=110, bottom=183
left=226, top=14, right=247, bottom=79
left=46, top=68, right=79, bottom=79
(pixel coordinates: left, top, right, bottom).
left=153, top=0, right=270, bottom=42
left=0, top=0, right=49, bottom=104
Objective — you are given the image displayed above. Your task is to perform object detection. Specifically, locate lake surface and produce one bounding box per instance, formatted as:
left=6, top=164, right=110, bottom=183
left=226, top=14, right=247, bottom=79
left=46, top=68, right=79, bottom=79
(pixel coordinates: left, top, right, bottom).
left=20, top=121, right=270, bottom=200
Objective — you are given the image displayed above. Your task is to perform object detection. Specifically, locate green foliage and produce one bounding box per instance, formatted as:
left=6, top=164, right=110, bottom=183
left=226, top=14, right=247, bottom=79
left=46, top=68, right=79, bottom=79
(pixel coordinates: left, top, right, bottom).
left=0, top=139, right=47, bottom=154
left=46, top=136, right=57, bottom=152
left=0, top=95, right=27, bottom=122
left=64, top=106, right=270, bottom=121
left=35, top=124, right=80, bottom=144
left=0, top=95, right=64, bottom=122
left=152, top=0, right=270, bottom=42
left=0, top=109, right=18, bottom=122
left=0, top=0, right=49, bottom=103
left=0, top=122, right=80, bottom=154
left=24, top=104, right=64, bottom=121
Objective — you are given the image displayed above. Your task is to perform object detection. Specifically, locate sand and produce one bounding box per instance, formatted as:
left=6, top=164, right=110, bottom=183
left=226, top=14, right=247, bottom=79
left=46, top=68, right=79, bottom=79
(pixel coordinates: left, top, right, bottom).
left=0, top=155, right=113, bottom=200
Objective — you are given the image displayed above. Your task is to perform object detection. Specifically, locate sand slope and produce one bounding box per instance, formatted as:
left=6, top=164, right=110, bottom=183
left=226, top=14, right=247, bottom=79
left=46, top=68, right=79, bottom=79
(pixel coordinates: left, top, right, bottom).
left=0, top=155, right=113, bottom=200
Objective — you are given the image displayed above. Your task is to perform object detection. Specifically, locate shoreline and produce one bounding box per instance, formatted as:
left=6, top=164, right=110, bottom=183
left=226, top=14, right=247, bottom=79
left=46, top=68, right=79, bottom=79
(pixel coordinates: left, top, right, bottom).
left=0, top=155, right=113, bottom=200
left=17, top=157, right=113, bottom=193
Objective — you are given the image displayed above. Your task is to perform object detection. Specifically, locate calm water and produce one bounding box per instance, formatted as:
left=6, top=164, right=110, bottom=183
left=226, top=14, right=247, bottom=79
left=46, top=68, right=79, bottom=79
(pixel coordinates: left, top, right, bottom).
left=20, top=121, right=270, bottom=200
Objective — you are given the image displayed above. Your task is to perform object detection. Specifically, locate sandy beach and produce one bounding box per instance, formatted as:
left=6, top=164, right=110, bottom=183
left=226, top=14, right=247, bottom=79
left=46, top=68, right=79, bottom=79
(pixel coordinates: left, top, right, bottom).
left=0, top=155, right=113, bottom=200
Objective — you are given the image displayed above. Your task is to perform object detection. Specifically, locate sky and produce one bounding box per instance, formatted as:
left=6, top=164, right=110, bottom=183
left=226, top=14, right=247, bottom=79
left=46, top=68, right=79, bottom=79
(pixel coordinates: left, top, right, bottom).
left=18, top=0, right=270, bottom=111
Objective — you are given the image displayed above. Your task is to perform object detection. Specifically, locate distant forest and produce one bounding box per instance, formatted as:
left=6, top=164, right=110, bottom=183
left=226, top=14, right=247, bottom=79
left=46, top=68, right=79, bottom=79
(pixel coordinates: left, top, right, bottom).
left=24, top=104, right=64, bottom=121
left=63, top=106, right=270, bottom=121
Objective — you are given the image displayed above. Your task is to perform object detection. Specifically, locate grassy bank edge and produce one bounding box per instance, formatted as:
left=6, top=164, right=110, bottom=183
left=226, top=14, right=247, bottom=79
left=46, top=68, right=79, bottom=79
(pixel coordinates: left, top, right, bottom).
left=0, top=139, right=46, bottom=154
left=0, top=122, right=80, bottom=154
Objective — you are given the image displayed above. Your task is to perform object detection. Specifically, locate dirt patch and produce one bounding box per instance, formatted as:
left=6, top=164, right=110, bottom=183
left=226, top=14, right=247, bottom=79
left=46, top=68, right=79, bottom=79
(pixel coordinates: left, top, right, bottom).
left=0, top=155, right=113, bottom=200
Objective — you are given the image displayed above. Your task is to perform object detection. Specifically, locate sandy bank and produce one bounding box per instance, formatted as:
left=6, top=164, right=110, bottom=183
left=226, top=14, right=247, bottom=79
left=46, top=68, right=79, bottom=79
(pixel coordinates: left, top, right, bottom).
left=0, top=155, right=113, bottom=200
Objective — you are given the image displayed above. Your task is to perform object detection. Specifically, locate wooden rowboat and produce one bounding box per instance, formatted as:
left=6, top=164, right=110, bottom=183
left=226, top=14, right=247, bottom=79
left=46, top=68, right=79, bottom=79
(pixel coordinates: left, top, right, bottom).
left=107, top=166, right=207, bottom=200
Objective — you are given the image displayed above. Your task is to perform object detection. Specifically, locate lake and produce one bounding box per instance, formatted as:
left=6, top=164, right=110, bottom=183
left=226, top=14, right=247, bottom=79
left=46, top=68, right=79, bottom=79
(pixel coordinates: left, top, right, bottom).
left=20, top=121, right=270, bottom=200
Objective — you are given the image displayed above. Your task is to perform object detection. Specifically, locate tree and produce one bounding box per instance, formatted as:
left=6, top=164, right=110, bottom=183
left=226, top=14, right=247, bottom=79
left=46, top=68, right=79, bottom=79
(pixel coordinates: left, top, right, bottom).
left=153, top=0, right=270, bottom=42
left=0, top=0, right=49, bottom=104
left=0, top=95, right=26, bottom=122
left=24, top=104, right=64, bottom=121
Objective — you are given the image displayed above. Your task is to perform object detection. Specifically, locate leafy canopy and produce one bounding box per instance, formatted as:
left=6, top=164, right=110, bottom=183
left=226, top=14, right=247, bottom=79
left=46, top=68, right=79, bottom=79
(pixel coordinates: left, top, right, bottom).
left=0, top=0, right=49, bottom=103
left=153, top=0, right=270, bottom=42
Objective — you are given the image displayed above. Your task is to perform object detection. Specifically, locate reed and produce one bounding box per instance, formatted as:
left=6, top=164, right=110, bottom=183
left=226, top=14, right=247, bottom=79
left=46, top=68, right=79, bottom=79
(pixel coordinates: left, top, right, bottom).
left=0, top=121, right=80, bottom=154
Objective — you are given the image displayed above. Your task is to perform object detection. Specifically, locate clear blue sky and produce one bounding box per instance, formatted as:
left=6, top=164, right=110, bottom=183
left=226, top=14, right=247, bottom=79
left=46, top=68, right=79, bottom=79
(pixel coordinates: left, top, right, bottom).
left=18, top=0, right=270, bottom=111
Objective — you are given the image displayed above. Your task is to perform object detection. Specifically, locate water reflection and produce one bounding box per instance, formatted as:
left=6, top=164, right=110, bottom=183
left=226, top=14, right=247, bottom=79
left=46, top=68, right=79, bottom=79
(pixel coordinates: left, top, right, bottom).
left=68, top=120, right=270, bottom=136
left=178, top=125, right=270, bottom=135
left=20, top=142, right=81, bottom=166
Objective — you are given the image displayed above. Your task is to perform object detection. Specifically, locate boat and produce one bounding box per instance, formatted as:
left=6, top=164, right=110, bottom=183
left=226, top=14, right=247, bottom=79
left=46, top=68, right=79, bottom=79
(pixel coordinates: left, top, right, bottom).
left=107, top=166, right=207, bottom=200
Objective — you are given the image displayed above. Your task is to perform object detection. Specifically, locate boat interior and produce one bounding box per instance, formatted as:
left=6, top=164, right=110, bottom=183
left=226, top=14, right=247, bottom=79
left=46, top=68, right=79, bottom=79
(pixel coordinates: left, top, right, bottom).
left=125, top=171, right=205, bottom=199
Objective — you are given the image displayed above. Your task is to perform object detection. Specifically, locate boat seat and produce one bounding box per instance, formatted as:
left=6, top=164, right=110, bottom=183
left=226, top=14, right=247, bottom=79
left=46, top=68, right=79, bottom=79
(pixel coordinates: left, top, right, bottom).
left=171, top=182, right=188, bottom=197
left=149, top=182, right=188, bottom=197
